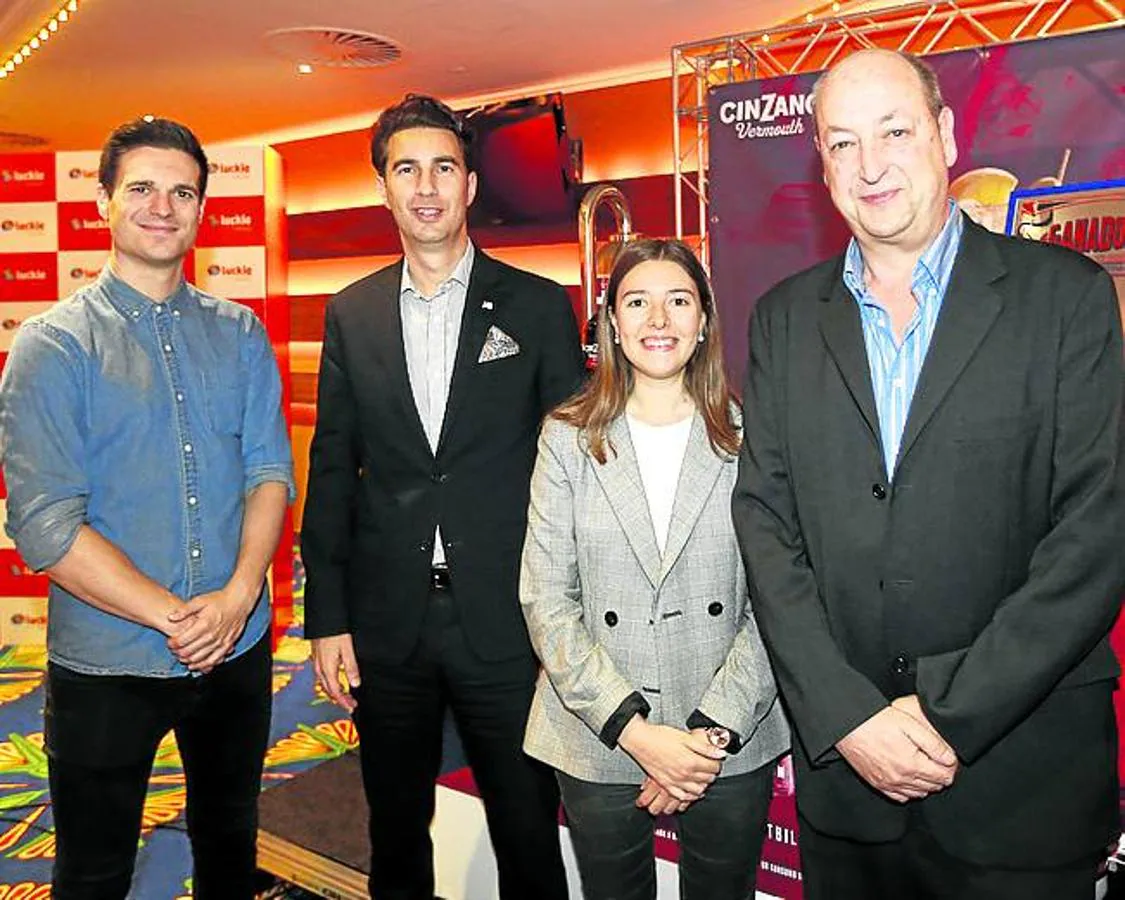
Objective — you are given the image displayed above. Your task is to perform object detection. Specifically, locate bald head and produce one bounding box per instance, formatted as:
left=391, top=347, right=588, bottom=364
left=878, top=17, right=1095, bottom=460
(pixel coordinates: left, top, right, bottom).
left=810, top=47, right=958, bottom=256
left=811, top=50, right=945, bottom=135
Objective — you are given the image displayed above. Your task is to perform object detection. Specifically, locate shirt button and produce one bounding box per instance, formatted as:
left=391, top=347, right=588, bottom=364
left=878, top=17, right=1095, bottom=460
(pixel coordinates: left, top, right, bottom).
left=187, top=496, right=197, bottom=506
left=183, top=443, right=193, bottom=453
left=190, top=547, right=201, bottom=559
left=708, top=601, right=724, bottom=617
left=131, top=310, right=140, bottom=319
left=604, top=611, right=618, bottom=627
left=172, top=310, right=181, bottom=318
left=891, top=654, right=910, bottom=675
left=872, top=483, right=887, bottom=500
left=163, top=343, right=173, bottom=353
left=175, top=392, right=184, bottom=402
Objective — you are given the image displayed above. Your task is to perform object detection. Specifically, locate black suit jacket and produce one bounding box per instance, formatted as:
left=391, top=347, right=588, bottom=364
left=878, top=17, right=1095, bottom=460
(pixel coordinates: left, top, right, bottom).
left=302, top=250, right=584, bottom=663
left=733, top=219, right=1123, bottom=867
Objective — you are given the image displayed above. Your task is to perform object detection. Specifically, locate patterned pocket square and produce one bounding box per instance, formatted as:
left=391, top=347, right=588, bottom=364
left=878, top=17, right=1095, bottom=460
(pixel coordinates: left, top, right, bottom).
left=478, top=325, right=521, bottom=363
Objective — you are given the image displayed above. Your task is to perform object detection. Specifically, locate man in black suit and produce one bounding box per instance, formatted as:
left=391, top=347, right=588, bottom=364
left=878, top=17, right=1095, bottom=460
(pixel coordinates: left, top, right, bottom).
left=301, top=94, right=582, bottom=900
left=733, top=49, right=1123, bottom=899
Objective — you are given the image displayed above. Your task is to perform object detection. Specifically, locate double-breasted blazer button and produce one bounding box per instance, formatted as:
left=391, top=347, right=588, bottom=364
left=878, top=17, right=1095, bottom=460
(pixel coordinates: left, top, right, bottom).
left=891, top=654, right=909, bottom=675
left=872, top=483, right=888, bottom=500
left=708, top=602, right=723, bottom=617
left=604, top=611, right=618, bottom=627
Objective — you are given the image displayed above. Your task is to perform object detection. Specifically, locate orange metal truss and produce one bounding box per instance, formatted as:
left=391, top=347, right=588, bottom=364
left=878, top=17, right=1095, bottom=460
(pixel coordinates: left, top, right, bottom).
left=672, top=0, right=1125, bottom=266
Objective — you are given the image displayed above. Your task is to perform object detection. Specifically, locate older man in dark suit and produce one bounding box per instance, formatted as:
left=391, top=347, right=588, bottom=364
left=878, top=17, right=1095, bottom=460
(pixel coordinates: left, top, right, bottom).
left=733, top=49, right=1123, bottom=899
left=301, top=94, right=583, bottom=900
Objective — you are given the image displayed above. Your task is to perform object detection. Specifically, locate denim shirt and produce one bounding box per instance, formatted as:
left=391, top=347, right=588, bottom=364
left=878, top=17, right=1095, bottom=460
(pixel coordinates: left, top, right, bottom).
left=0, top=267, right=295, bottom=676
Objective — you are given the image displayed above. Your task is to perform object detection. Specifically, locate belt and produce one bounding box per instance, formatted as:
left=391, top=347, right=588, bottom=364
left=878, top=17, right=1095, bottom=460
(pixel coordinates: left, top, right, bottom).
left=430, top=566, right=451, bottom=591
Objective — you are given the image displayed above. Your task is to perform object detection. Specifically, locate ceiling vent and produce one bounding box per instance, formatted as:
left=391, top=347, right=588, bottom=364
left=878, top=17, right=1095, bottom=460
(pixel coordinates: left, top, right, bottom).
left=0, top=131, right=48, bottom=148
left=264, top=27, right=403, bottom=68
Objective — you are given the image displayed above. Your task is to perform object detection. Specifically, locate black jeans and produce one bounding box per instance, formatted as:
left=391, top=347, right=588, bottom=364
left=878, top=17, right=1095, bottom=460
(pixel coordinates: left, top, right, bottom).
left=351, top=583, right=568, bottom=900
left=557, top=764, right=774, bottom=900
left=45, top=634, right=272, bottom=900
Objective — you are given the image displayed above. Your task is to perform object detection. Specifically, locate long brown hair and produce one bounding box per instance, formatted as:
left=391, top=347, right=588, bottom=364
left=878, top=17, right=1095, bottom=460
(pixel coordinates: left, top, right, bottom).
left=553, top=238, right=739, bottom=463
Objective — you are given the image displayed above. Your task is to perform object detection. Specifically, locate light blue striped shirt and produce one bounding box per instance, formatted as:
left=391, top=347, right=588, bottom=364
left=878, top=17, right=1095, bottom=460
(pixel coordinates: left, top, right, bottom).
left=842, top=201, right=963, bottom=479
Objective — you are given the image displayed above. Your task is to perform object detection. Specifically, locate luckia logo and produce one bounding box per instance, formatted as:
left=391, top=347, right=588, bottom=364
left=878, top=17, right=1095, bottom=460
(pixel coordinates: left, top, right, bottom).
left=0, top=168, right=46, bottom=183
left=1, top=219, right=45, bottom=232
left=208, top=162, right=251, bottom=176
left=207, top=263, right=253, bottom=277
left=718, top=92, right=813, bottom=140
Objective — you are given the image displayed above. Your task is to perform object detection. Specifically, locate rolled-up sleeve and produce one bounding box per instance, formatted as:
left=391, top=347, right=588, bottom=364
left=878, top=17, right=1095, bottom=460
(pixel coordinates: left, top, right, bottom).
left=0, top=322, right=90, bottom=571
left=239, top=314, right=295, bottom=502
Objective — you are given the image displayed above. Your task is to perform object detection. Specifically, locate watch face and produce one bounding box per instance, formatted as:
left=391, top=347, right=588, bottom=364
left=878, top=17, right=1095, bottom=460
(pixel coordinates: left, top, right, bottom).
left=707, top=727, right=731, bottom=749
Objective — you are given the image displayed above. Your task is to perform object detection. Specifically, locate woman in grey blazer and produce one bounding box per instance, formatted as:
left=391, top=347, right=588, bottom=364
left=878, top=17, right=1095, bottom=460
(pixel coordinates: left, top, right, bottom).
left=521, top=239, right=789, bottom=900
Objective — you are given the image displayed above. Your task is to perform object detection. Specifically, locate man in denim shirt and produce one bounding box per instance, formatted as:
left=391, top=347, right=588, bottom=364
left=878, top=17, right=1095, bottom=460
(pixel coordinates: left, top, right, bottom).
left=0, top=118, right=293, bottom=898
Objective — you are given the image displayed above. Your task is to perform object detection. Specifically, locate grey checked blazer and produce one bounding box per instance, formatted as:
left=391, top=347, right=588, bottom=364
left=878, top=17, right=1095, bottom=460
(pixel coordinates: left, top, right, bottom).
left=521, top=412, right=789, bottom=783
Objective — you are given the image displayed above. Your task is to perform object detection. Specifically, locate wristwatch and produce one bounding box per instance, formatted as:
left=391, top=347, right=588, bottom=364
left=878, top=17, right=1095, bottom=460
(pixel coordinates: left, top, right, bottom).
left=706, top=726, right=731, bottom=749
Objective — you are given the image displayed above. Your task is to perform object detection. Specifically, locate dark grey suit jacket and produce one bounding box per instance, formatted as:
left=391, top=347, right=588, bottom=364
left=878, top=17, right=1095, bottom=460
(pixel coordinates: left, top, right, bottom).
left=302, top=250, right=584, bottom=663
left=733, top=218, right=1123, bottom=867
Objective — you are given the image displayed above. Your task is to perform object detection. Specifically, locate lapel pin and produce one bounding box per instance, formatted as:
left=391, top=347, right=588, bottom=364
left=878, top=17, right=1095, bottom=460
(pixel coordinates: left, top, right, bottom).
left=481, top=299, right=493, bottom=310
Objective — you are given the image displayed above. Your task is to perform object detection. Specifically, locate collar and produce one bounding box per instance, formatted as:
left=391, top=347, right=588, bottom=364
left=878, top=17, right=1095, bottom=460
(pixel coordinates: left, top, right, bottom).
left=400, top=241, right=475, bottom=301
left=98, top=263, right=191, bottom=323
left=842, top=199, right=963, bottom=309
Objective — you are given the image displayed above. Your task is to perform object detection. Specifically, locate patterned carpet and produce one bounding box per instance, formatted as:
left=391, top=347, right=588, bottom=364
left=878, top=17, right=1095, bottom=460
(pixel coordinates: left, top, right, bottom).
left=0, top=560, right=370, bottom=897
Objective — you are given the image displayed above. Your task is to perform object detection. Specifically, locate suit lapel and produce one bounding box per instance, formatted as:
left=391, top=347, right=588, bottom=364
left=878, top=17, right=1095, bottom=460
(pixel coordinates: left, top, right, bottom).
left=659, top=413, right=723, bottom=581
left=818, top=271, right=884, bottom=462
left=896, top=220, right=1006, bottom=470
left=370, top=260, right=432, bottom=457
left=591, top=417, right=662, bottom=589
left=436, top=250, right=500, bottom=454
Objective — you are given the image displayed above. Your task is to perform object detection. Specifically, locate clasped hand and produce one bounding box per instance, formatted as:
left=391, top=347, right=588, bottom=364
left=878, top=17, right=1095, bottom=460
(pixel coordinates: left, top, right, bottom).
left=165, top=587, right=254, bottom=673
left=836, top=696, right=959, bottom=804
left=619, top=718, right=726, bottom=815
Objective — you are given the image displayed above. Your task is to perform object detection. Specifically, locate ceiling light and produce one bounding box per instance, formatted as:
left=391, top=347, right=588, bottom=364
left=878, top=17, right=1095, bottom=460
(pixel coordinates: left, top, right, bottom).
left=142, top=114, right=155, bottom=122
left=1, top=0, right=87, bottom=85
left=297, top=63, right=313, bottom=74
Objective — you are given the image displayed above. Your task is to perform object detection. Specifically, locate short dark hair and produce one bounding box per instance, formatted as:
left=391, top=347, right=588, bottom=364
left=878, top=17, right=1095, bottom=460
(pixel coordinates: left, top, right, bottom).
left=369, top=93, right=474, bottom=176
left=98, top=118, right=209, bottom=196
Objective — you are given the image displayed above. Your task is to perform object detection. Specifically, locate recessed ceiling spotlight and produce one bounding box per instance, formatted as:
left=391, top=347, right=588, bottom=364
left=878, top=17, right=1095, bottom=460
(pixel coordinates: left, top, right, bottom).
left=264, top=27, right=403, bottom=69
left=297, top=63, right=313, bottom=75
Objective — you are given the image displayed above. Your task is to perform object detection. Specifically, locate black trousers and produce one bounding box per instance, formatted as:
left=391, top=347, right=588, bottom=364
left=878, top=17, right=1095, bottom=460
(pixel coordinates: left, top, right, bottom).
left=799, top=811, right=1103, bottom=900
left=45, top=634, right=272, bottom=900
left=557, top=765, right=773, bottom=900
left=351, top=582, right=568, bottom=900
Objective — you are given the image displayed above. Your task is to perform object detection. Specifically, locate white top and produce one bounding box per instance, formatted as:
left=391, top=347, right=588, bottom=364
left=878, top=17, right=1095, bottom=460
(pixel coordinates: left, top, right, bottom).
left=400, top=242, right=475, bottom=566
left=626, top=413, right=693, bottom=555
